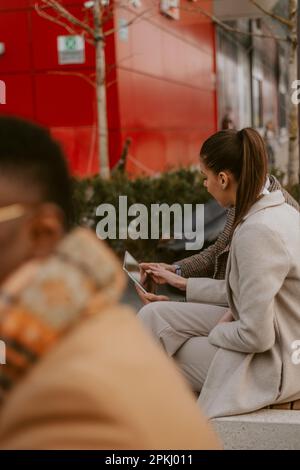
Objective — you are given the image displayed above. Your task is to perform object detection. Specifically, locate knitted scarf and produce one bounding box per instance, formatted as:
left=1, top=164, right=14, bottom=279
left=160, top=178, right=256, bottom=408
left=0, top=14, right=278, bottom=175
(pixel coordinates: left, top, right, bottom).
left=0, top=228, right=125, bottom=402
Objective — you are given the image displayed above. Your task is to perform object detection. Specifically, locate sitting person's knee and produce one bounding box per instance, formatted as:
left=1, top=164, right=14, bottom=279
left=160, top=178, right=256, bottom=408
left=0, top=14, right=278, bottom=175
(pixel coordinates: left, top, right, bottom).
left=138, top=301, right=167, bottom=319
left=138, top=302, right=169, bottom=330
left=138, top=302, right=157, bottom=322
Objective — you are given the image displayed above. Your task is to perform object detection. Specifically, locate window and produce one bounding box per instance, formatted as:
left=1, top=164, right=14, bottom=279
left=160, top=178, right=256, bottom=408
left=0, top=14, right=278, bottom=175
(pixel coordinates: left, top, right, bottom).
left=160, top=0, right=180, bottom=20
left=252, top=77, right=263, bottom=128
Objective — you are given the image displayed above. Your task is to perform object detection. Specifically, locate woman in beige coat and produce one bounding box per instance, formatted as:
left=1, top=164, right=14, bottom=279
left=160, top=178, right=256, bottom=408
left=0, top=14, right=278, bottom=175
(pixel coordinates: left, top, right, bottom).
left=138, top=128, right=300, bottom=419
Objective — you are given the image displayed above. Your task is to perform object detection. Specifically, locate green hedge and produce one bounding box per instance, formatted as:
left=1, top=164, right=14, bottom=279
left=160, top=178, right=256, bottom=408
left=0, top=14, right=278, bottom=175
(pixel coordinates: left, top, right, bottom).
left=72, top=168, right=210, bottom=263
left=72, top=168, right=300, bottom=263
left=289, top=183, right=300, bottom=203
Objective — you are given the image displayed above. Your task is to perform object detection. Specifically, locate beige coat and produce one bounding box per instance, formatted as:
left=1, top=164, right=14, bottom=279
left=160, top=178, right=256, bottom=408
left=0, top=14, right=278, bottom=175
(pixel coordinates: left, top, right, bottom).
left=187, top=191, right=300, bottom=419
left=0, top=304, right=220, bottom=449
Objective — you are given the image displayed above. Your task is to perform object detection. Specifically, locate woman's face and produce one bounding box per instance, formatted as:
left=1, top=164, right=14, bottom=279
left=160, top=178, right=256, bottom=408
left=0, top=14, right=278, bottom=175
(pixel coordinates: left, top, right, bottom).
left=199, top=158, right=237, bottom=209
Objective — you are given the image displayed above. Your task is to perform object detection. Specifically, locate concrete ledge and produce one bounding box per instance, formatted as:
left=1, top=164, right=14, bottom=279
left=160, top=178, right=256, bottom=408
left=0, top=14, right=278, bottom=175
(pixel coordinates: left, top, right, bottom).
left=212, top=410, right=300, bottom=450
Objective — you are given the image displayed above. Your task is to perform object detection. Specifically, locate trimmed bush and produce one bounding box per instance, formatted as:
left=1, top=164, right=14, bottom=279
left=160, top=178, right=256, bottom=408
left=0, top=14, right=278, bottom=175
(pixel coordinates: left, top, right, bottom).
left=72, top=168, right=300, bottom=263
left=72, top=168, right=210, bottom=263
left=289, top=183, right=300, bottom=203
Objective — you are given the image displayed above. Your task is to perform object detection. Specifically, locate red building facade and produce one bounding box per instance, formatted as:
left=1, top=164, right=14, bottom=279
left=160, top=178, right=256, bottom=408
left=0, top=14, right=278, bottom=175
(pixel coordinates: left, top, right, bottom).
left=0, top=0, right=217, bottom=176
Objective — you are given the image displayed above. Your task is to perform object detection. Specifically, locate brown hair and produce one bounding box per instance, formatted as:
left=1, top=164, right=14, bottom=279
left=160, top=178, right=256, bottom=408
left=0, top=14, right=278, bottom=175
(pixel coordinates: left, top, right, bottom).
left=200, top=128, right=268, bottom=230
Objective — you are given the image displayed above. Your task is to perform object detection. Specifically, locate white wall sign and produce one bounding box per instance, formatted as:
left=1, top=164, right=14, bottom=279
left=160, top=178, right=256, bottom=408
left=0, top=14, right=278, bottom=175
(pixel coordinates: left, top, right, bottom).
left=160, top=0, right=180, bottom=20
left=57, top=35, right=85, bottom=65
left=118, top=18, right=129, bottom=42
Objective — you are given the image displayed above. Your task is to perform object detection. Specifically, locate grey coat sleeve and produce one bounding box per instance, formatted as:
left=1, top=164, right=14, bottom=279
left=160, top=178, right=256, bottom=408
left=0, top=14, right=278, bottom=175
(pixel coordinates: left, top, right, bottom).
left=175, top=243, right=217, bottom=278
left=186, top=278, right=228, bottom=306
left=208, top=224, right=291, bottom=353
left=175, top=208, right=235, bottom=278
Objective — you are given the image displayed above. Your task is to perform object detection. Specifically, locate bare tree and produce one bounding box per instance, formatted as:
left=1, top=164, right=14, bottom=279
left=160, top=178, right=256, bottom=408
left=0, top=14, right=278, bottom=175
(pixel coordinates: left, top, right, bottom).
left=35, top=0, right=298, bottom=183
left=250, top=0, right=298, bottom=185
left=181, top=0, right=299, bottom=185
left=35, top=0, right=153, bottom=179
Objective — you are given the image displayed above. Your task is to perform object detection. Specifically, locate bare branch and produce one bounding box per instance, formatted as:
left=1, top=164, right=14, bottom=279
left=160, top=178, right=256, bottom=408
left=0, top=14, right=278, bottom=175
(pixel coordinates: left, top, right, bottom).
left=249, top=0, right=293, bottom=28
left=104, top=6, right=155, bottom=37
left=35, top=3, right=79, bottom=35
left=35, top=2, right=95, bottom=44
left=37, top=0, right=95, bottom=37
left=179, top=4, right=290, bottom=43
left=291, top=8, right=297, bottom=18
left=47, top=71, right=96, bottom=88
left=106, top=79, right=117, bottom=89
left=102, top=10, right=114, bottom=25
left=127, top=154, right=156, bottom=175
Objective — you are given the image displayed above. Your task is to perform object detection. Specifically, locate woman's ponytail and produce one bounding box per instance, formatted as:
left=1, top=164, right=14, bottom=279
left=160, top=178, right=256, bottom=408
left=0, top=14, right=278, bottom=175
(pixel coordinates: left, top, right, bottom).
left=200, top=127, right=268, bottom=231
left=234, top=128, right=267, bottom=230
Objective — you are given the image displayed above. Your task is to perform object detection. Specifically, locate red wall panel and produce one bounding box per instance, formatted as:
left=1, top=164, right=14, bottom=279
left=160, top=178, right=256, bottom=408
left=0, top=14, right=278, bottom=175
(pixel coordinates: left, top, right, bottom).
left=0, top=73, right=34, bottom=119
left=34, top=72, right=96, bottom=126
left=0, top=0, right=216, bottom=177
left=0, top=1, right=84, bottom=9
left=30, top=6, right=95, bottom=71
left=0, top=10, right=31, bottom=72
left=0, top=0, right=30, bottom=10
left=51, top=126, right=99, bottom=176
left=115, top=0, right=217, bottom=176
left=0, top=0, right=120, bottom=176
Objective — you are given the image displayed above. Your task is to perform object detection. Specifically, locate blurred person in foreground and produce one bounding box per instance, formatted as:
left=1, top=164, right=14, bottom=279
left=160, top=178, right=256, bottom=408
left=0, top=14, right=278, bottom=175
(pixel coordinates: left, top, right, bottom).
left=0, top=116, right=221, bottom=450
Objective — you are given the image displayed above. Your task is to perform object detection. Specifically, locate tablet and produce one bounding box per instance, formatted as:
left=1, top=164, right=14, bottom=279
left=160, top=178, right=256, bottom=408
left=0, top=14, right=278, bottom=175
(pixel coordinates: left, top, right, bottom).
left=123, top=251, right=148, bottom=294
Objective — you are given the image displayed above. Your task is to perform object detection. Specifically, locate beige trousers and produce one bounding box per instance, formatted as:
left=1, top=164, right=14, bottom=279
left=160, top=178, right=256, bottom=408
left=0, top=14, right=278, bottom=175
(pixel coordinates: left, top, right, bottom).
left=138, top=301, right=228, bottom=392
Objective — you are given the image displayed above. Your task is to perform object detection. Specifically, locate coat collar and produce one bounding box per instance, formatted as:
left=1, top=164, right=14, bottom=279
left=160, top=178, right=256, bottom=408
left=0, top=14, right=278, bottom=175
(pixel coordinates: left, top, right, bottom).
left=242, top=190, right=285, bottom=222
left=0, top=228, right=125, bottom=402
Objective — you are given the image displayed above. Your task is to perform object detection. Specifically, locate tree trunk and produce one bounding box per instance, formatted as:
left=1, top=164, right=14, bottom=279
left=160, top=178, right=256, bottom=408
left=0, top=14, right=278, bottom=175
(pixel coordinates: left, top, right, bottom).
left=94, top=0, right=110, bottom=179
left=288, top=0, right=299, bottom=185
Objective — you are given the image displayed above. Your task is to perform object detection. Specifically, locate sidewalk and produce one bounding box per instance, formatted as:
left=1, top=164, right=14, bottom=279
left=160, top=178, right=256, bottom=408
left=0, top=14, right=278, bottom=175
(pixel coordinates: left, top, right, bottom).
left=213, top=410, right=300, bottom=450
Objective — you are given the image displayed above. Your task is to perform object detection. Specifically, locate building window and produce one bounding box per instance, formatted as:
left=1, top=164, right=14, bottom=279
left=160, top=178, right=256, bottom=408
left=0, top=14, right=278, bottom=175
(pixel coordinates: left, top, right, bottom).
left=160, top=0, right=180, bottom=20
left=253, top=77, right=263, bottom=129
left=278, top=92, right=287, bottom=129
left=278, top=50, right=288, bottom=129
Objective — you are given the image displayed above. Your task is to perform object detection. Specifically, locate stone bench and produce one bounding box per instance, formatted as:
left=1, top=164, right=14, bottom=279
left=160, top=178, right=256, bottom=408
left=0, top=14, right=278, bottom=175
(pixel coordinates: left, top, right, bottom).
left=212, top=409, right=300, bottom=450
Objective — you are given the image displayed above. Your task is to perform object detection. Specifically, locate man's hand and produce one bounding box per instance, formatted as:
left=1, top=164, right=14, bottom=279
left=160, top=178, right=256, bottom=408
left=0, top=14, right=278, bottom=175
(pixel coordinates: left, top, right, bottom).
left=217, top=309, right=234, bottom=324
left=140, top=263, right=176, bottom=275
left=139, top=262, right=177, bottom=291
left=143, top=266, right=187, bottom=291
left=135, top=285, right=170, bottom=305
left=139, top=263, right=161, bottom=293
